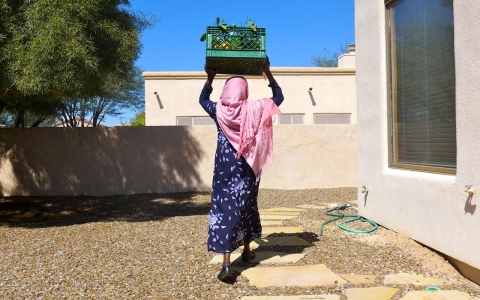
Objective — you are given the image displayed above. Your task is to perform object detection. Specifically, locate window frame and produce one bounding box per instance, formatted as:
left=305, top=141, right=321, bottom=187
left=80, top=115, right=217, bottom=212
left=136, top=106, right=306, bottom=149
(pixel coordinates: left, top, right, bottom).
left=385, top=0, right=456, bottom=175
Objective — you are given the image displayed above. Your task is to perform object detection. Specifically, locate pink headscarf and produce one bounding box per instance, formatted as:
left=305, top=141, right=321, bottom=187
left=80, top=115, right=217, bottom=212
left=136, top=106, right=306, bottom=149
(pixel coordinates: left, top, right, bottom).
left=216, top=76, right=281, bottom=180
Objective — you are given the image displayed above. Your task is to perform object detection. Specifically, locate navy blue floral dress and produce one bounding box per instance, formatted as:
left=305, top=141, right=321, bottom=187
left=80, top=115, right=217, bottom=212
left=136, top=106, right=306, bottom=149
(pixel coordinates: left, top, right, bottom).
left=200, top=81, right=284, bottom=253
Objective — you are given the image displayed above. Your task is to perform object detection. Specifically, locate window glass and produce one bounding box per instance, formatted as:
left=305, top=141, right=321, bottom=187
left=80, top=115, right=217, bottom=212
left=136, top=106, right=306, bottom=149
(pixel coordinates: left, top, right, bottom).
left=388, top=0, right=456, bottom=171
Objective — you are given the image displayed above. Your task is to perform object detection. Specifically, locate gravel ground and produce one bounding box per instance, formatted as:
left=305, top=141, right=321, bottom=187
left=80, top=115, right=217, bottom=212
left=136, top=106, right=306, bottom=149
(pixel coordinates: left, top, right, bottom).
left=1, top=188, right=479, bottom=299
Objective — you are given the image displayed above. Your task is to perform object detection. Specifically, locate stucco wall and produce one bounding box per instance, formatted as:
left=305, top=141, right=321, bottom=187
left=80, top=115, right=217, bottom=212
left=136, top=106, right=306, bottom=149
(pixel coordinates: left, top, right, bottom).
left=356, top=0, right=480, bottom=272
left=144, top=67, right=356, bottom=126
left=0, top=125, right=357, bottom=196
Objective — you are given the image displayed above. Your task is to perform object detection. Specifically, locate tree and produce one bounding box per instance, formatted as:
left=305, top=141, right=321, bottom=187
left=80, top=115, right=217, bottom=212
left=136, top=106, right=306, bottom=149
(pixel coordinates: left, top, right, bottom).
left=0, top=0, right=154, bottom=127
left=311, top=43, right=349, bottom=67
left=128, top=112, right=145, bottom=127
left=57, top=66, right=145, bottom=127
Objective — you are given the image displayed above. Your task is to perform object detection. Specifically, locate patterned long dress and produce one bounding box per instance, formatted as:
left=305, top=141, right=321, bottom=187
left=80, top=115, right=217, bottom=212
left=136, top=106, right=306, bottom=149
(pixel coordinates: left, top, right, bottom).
left=200, top=81, right=284, bottom=253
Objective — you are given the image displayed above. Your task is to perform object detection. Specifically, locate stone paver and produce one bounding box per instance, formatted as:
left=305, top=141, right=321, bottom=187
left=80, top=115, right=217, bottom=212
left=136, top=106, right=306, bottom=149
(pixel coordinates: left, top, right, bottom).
left=261, top=220, right=284, bottom=226
left=262, top=227, right=303, bottom=236
left=241, top=264, right=347, bottom=288
left=209, top=252, right=306, bottom=265
left=241, top=295, right=340, bottom=300
left=259, top=211, right=301, bottom=216
left=249, top=236, right=312, bottom=248
left=399, top=290, right=473, bottom=300
left=384, top=273, right=448, bottom=286
left=260, top=215, right=298, bottom=220
left=233, top=205, right=468, bottom=300
left=338, top=274, right=377, bottom=284
left=296, top=205, right=326, bottom=209
left=345, top=286, right=399, bottom=300
left=261, top=207, right=308, bottom=212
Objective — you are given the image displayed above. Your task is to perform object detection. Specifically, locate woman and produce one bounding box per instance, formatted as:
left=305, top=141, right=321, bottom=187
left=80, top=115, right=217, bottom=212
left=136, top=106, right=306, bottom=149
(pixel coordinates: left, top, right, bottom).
left=200, top=56, right=284, bottom=282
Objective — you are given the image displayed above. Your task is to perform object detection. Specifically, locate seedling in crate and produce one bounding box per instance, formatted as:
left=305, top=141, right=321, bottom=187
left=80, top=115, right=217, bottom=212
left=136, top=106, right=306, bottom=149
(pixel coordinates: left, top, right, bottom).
left=200, top=17, right=258, bottom=44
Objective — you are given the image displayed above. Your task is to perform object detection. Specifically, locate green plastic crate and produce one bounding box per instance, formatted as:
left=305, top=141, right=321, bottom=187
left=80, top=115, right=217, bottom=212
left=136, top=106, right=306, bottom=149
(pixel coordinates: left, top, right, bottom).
left=205, top=26, right=266, bottom=76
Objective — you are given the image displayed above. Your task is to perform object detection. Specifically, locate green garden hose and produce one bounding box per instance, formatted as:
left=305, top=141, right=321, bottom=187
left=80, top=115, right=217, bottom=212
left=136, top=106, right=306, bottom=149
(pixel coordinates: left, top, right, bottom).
left=319, top=205, right=378, bottom=236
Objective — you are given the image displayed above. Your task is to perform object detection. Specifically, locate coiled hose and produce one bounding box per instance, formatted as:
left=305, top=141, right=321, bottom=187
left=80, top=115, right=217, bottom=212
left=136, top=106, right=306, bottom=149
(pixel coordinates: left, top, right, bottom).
left=320, top=204, right=378, bottom=236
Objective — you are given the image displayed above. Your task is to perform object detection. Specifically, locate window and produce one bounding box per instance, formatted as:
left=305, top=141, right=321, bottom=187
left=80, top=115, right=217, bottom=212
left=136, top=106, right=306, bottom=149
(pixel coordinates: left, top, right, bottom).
left=314, top=113, right=351, bottom=124
left=177, top=117, right=215, bottom=126
left=387, top=0, right=456, bottom=173
left=279, top=114, right=304, bottom=124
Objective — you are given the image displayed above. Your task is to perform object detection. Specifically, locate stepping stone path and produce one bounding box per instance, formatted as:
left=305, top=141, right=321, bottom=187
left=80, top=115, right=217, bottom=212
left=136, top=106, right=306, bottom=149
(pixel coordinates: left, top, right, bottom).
left=261, top=226, right=303, bottom=236
left=209, top=252, right=306, bottom=265
left=242, top=264, right=347, bottom=288
left=399, top=290, right=472, bottom=299
left=338, top=274, right=377, bottom=284
left=345, top=286, right=398, bottom=300
left=260, top=215, right=298, bottom=220
left=209, top=205, right=466, bottom=299
left=250, top=236, right=312, bottom=248
left=261, top=220, right=284, bottom=226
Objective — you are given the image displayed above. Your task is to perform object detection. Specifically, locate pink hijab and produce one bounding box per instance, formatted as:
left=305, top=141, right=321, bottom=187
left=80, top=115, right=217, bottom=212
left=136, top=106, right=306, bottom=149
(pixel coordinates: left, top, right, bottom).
left=216, top=76, right=281, bottom=180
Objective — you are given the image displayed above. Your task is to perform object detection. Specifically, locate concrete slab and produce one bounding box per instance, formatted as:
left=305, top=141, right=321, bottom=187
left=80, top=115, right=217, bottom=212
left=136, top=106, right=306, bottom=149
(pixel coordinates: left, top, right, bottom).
left=232, top=266, right=246, bottom=274
left=338, top=274, right=377, bottom=284
left=261, top=220, right=284, bottom=226
left=259, top=211, right=301, bottom=216
left=241, top=264, right=347, bottom=288
left=261, top=207, right=307, bottom=212
left=345, top=286, right=398, bottom=300
left=297, top=205, right=326, bottom=210
left=209, top=252, right=306, bottom=264
left=241, top=296, right=340, bottom=300
left=260, top=215, right=297, bottom=220
left=261, top=227, right=303, bottom=236
left=399, top=290, right=472, bottom=300
left=250, top=236, right=312, bottom=248
left=384, top=273, right=448, bottom=286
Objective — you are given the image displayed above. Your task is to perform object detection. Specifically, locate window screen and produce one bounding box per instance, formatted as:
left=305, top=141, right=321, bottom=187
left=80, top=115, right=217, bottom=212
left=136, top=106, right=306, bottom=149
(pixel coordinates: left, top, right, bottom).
left=314, top=114, right=351, bottom=124
left=279, top=114, right=304, bottom=125
left=388, top=0, right=456, bottom=171
left=176, top=117, right=215, bottom=126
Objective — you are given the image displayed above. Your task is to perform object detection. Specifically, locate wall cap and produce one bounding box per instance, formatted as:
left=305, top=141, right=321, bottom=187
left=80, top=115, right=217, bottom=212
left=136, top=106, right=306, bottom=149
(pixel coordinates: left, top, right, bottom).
left=143, top=67, right=356, bottom=80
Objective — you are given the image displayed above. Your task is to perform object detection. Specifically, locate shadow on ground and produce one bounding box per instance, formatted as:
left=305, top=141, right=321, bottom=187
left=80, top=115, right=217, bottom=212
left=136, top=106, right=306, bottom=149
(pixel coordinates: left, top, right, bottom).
left=0, top=192, right=210, bottom=228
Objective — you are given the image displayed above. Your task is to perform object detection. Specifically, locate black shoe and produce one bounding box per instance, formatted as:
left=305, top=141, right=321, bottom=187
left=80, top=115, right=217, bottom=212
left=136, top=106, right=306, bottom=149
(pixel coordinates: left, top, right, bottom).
left=217, top=266, right=235, bottom=282
left=241, top=251, right=256, bottom=262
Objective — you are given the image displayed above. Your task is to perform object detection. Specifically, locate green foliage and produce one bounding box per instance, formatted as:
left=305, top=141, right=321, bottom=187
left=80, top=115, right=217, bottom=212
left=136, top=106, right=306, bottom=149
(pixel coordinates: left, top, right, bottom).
left=0, top=0, right=155, bottom=127
left=200, top=17, right=257, bottom=42
left=311, top=43, right=349, bottom=67
left=57, top=66, right=145, bottom=127
left=129, top=111, right=145, bottom=126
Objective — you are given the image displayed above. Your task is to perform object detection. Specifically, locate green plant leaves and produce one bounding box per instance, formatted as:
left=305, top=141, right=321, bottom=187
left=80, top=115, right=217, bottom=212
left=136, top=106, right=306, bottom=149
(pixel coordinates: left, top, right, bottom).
left=200, top=17, right=258, bottom=42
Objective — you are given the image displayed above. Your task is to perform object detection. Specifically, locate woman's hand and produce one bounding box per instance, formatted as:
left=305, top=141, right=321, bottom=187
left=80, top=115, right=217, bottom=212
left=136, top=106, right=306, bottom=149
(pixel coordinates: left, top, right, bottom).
left=204, top=63, right=218, bottom=85
left=262, top=56, right=275, bottom=83
left=261, top=56, right=271, bottom=74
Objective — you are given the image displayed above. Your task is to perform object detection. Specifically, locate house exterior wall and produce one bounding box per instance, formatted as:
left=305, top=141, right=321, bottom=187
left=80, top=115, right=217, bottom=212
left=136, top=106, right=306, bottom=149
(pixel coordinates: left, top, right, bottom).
left=356, top=0, right=480, bottom=275
left=144, top=66, right=356, bottom=126
left=0, top=125, right=357, bottom=196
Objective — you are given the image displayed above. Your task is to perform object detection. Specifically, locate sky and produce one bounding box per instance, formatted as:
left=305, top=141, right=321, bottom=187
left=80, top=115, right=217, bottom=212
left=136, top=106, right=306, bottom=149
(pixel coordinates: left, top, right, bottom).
left=104, top=0, right=355, bottom=126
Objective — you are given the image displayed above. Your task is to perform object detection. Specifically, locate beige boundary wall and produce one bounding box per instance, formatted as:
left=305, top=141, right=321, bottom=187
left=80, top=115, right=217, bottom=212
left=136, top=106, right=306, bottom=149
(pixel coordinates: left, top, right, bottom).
left=0, top=125, right=357, bottom=196
left=356, top=0, right=480, bottom=282
left=144, top=66, right=357, bottom=126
